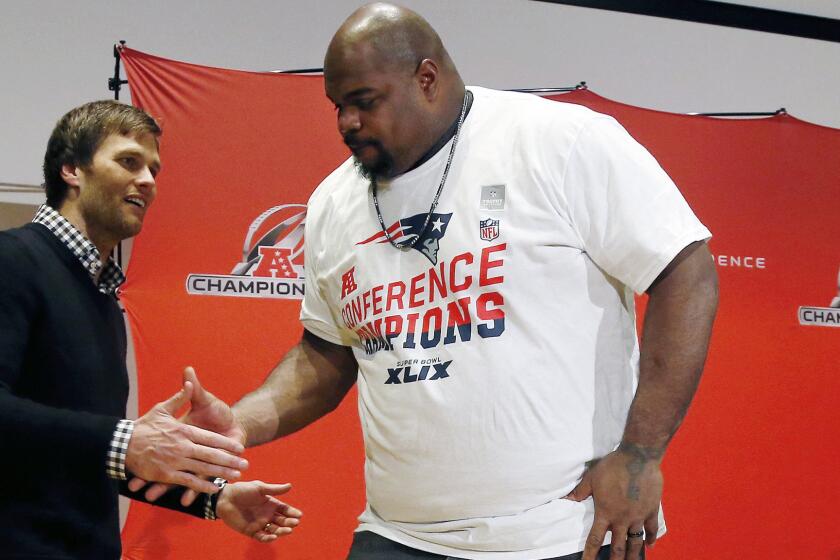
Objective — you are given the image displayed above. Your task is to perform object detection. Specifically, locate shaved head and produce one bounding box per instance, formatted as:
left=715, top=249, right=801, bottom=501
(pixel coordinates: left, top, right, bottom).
left=324, top=3, right=466, bottom=179
left=325, top=3, right=455, bottom=77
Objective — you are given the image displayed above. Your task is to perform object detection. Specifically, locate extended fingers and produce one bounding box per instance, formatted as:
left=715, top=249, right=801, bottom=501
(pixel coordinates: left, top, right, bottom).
left=172, top=471, right=227, bottom=495
left=178, top=455, right=244, bottom=481
left=187, top=424, right=246, bottom=455
left=625, top=527, right=645, bottom=560
left=643, top=514, right=659, bottom=547
left=252, top=521, right=293, bottom=543
left=582, top=519, right=609, bottom=560
left=265, top=496, right=303, bottom=519
left=127, top=477, right=148, bottom=492
left=180, top=488, right=200, bottom=507
left=255, top=481, right=292, bottom=496
left=144, top=482, right=172, bottom=502
left=608, top=526, right=629, bottom=560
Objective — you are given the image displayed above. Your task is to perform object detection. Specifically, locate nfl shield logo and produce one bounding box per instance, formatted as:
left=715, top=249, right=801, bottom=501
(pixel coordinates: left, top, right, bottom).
left=479, top=218, right=499, bottom=241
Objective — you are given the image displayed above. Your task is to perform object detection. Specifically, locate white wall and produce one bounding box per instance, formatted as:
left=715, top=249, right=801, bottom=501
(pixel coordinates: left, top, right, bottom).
left=2, top=0, right=840, bottom=191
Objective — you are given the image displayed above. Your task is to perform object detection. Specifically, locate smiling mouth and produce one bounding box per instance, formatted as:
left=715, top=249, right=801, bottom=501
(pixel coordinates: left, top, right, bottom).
left=125, top=196, right=146, bottom=209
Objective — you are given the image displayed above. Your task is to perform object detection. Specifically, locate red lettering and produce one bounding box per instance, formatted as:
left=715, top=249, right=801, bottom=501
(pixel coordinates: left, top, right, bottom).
left=422, top=307, right=443, bottom=334
left=428, top=262, right=448, bottom=303
left=446, top=297, right=472, bottom=326
left=253, top=246, right=296, bottom=278
left=340, top=266, right=358, bottom=299
left=409, top=272, right=425, bottom=308
left=477, top=291, right=505, bottom=320
left=479, top=243, right=506, bottom=286
left=362, top=289, right=371, bottom=320
left=450, top=252, right=473, bottom=292
left=371, top=285, right=384, bottom=315
left=405, top=312, right=420, bottom=334
left=365, top=318, right=384, bottom=337
left=386, top=281, right=405, bottom=312
left=385, top=315, right=403, bottom=336
left=351, top=297, right=363, bottom=326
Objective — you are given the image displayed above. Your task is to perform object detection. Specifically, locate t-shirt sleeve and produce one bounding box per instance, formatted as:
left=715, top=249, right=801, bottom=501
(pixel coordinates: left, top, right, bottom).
left=298, top=205, right=352, bottom=346
left=558, top=115, right=711, bottom=293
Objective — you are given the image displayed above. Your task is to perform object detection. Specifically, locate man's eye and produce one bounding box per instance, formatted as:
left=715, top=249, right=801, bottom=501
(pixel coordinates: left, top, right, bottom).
left=357, top=98, right=375, bottom=110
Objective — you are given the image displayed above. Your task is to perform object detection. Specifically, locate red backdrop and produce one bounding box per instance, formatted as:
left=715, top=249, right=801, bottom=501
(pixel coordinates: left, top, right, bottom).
left=119, top=48, right=839, bottom=559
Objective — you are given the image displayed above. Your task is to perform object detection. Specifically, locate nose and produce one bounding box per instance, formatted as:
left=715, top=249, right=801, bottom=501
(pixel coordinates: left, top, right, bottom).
left=136, top=166, right=156, bottom=194
left=337, top=106, right=361, bottom=137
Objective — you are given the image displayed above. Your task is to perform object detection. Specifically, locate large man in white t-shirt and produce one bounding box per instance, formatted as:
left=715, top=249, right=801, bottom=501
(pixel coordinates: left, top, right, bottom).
left=180, top=4, right=718, bottom=559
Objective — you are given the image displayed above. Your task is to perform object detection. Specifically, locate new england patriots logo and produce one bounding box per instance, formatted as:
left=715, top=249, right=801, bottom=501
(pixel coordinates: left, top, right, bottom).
left=358, top=212, right=452, bottom=265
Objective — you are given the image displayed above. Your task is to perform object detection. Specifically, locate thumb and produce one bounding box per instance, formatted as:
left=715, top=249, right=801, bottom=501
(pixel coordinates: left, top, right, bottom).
left=184, top=366, right=213, bottom=408
left=563, top=475, right=592, bottom=502
left=159, top=380, right=193, bottom=416
left=256, top=481, right=292, bottom=496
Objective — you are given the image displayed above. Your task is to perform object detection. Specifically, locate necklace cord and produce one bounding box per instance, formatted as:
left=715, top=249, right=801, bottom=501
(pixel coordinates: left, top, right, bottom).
left=371, top=91, right=469, bottom=250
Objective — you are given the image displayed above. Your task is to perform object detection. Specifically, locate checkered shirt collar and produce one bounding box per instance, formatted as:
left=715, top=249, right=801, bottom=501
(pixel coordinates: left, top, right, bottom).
left=32, top=204, right=126, bottom=295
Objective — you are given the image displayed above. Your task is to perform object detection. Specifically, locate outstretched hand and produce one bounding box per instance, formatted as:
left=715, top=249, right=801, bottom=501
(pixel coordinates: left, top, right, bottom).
left=128, top=367, right=247, bottom=503
left=217, top=480, right=302, bottom=543
left=564, top=446, right=662, bottom=560
left=125, top=378, right=247, bottom=496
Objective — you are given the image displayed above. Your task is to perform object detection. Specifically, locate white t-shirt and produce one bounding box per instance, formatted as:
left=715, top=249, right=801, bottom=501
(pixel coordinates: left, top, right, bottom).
left=300, top=86, right=711, bottom=559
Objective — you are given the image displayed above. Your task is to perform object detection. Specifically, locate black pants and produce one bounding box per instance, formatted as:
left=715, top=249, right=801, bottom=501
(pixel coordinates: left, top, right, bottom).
left=347, top=531, right=645, bottom=560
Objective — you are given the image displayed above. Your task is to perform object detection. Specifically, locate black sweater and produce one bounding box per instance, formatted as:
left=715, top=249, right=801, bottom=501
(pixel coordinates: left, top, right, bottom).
left=0, top=223, right=202, bottom=559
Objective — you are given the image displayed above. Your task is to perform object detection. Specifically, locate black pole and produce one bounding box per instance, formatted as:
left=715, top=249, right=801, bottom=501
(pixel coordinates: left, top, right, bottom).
left=272, top=67, right=324, bottom=74
left=109, top=40, right=129, bottom=268
left=108, top=40, right=128, bottom=101
left=511, top=81, right=587, bottom=93
left=692, top=108, right=786, bottom=117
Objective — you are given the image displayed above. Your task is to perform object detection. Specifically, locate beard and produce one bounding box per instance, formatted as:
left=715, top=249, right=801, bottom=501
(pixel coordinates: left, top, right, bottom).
left=80, top=190, right=142, bottom=247
left=346, top=137, right=395, bottom=181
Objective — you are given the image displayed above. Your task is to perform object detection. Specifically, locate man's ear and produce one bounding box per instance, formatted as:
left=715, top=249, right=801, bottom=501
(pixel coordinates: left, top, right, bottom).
left=415, top=58, right=439, bottom=100
left=60, top=163, right=82, bottom=187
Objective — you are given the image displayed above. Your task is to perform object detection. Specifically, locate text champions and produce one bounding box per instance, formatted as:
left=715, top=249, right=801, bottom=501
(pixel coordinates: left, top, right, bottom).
left=342, top=244, right=507, bottom=355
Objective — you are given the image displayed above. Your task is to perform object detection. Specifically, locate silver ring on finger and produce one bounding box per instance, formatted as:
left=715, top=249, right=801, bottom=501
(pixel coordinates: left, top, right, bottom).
left=627, top=530, right=644, bottom=539
left=264, top=523, right=273, bottom=533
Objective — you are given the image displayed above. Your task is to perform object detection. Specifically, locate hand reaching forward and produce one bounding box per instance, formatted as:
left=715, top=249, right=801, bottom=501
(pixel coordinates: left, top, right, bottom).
left=564, top=445, right=662, bottom=560
left=181, top=366, right=247, bottom=445
left=217, top=481, right=302, bottom=543
left=125, top=379, right=247, bottom=496
left=129, top=367, right=247, bottom=504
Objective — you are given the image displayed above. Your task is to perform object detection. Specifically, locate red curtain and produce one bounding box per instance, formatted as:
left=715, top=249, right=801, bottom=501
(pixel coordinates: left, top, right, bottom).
left=120, top=49, right=839, bottom=559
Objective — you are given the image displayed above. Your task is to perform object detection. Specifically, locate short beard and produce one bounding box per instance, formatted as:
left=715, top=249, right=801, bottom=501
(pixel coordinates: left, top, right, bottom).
left=350, top=144, right=395, bottom=182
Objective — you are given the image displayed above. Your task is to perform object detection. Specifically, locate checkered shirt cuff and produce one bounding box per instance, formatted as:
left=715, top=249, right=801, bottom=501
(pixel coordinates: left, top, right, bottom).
left=106, top=419, right=134, bottom=480
left=204, top=478, right=227, bottom=520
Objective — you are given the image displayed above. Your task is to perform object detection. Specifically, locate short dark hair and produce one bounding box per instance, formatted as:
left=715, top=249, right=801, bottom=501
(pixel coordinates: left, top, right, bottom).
left=42, top=100, right=161, bottom=208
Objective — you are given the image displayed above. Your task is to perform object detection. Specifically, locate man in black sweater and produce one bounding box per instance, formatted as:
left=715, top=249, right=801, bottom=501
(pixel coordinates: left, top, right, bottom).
left=0, top=100, right=301, bottom=558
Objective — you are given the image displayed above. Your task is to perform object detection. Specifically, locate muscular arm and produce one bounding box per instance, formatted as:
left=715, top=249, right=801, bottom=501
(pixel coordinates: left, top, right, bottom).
left=233, top=329, right=358, bottom=447
left=623, top=239, right=718, bottom=459
left=579, top=240, right=718, bottom=560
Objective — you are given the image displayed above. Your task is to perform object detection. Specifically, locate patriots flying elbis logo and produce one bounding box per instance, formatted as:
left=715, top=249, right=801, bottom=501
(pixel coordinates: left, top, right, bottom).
left=357, top=212, right=453, bottom=265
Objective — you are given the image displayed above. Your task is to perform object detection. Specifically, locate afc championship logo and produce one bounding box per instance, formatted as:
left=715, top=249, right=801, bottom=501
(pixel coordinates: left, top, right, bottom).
left=186, top=204, right=307, bottom=299
left=798, top=265, right=840, bottom=328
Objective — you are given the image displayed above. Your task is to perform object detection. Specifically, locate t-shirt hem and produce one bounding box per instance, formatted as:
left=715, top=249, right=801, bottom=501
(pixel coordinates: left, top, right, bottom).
left=356, top=522, right=667, bottom=560
left=630, top=227, right=712, bottom=294
left=300, top=320, right=347, bottom=347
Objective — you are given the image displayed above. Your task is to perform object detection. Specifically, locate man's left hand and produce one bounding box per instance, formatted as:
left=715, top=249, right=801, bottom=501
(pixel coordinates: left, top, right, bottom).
left=566, top=446, right=662, bottom=560
left=217, top=480, right=302, bottom=543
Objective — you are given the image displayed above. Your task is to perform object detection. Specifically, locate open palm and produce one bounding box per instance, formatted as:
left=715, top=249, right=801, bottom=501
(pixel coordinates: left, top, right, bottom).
left=218, top=481, right=302, bottom=543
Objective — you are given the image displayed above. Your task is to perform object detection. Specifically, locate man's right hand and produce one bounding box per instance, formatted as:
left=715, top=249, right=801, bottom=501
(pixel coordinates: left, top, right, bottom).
left=125, top=379, right=248, bottom=496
